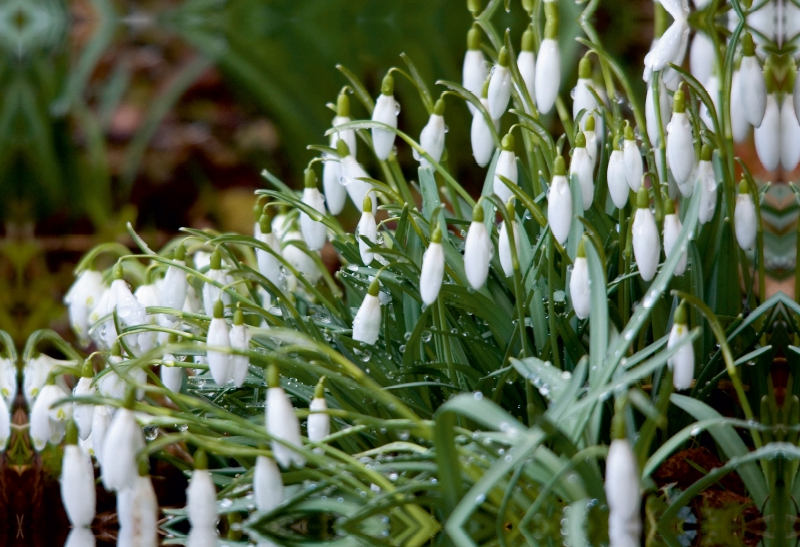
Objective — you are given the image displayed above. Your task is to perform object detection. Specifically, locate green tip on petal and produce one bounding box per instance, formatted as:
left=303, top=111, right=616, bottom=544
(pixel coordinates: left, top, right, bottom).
left=111, top=341, right=121, bottom=357
left=434, top=98, right=445, bottom=116
left=65, top=420, right=78, bottom=445
left=623, top=123, right=634, bottom=141
left=575, top=132, right=586, bottom=148
left=213, top=299, right=224, bottom=319
left=123, top=387, right=136, bottom=410
left=112, top=263, right=124, bottom=280
left=194, top=449, right=208, bottom=470
left=553, top=156, right=566, bottom=176
left=578, top=56, right=591, bottom=79
left=501, top=133, right=515, bottom=151
left=81, top=360, right=93, bottom=378
left=233, top=307, right=244, bottom=326
left=362, top=195, right=373, bottom=213
left=314, top=376, right=326, bottom=399
left=664, top=197, right=675, bottom=215
left=742, top=32, right=755, bottom=57
left=481, top=77, right=490, bottom=99
left=636, top=187, right=649, bottom=209
left=367, top=277, right=381, bottom=297
left=585, top=113, right=595, bottom=132
left=267, top=365, right=280, bottom=388
left=431, top=225, right=443, bottom=244
left=467, top=25, right=481, bottom=50
left=472, top=201, right=485, bottom=223
left=521, top=27, right=534, bottom=52
left=498, top=46, right=509, bottom=68
left=673, top=89, right=685, bottom=114
left=336, top=138, right=350, bottom=157
left=304, top=168, right=317, bottom=189
left=739, top=179, right=750, bottom=195
left=700, top=144, right=712, bottom=162
left=210, top=250, right=222, bottom=270
left=337, top=91, right=350, bottom=117
left=137, top=457, right=150, bottom=477
left=175, top=243, right=186, bottom=261
left=576, top=237, right=586, bottom=258
left=259, top=213, right=273, bottom=234
left=674, top=302, right=688, bottom=325
left=381, top=74, right=394, bottom=96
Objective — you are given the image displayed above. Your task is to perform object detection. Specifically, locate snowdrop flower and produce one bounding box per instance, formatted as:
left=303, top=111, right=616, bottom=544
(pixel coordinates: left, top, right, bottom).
left=583, top=114, right=598, bottom=169
left=207, top=300, right=231, bottom=386
left=186, top=450, right=218, bottom=528
left=548, top=156, right=571, bottom=246
left=117, top=463, right=158, bottom=547
left=607, top=142, right=628, bottom=210
left=266, top=366, right=305, bottom=469
left=64, top=268, right=105, bottom=346
left=488, top=47, right=512, bottom=119
left=371, top=74, right=398, bottom=161
left=161, top=351, right=183, bottom=393
left=256, top=213, right=285, bottom=291
left=307, top=378, right=330, bottom=448
left=645, top=79, right=670, bottom=146
left=517, top=27, right=535, bottom=104
left=61, top=421, right=96, bottom=527
left=420, top=225, right=445, bottom=305
left=730, top=70, right=750, bottom=143
left=337, top=139, right=376, bottom=213
left=535, top=1, right=560, bottom=114
left=134, top=282, right=161, bottom=353
left=0, top=397, right=8, bottom=451
left=493, top=134, right=518, bottom=203
left=781, top=90, right=800, bottom=172
left=91, top=404, right=111, bottom=465
left=471, top=79, right=498, bottom=167
left=666, top=89, right=695, bottom=194
left=330, top=90, right=357, bottom=159
left=667, top=304, right=694, bottom=390
left=323, top=152, right=347, bottom=216
left=300, top=168, right=328, bottom=251
left=573, top=57, right=598, bottom=130
left=498, top=201, right=520, bottom=277
left=622, top=125, right=644, bottom=193
left=689, top=32, right=714, bottom=86
left=754, top=93, right=780, bottom=172
left=416, top=99, right=446, bottom=166
left=283, top=230, right=323, bottom=286
left=357, top=196, right=378, bottom=265
left=101, top=392, right=145, bottom=492
left=30, top=382, right=71, bottom=451
left=734, top=180, right=757, bottom=251
left=697, top=145, right=717, bottom=225
left=463, top=25, right=487, bottom=116
left=23, top=353, right=72, bottom=405
left=230, top=308, right=251, bottom=388
left=570, top=132, right=593, bottom=210
left=632, top=188, right=660, bottom=282
left=73, top=361, right=95, bottom=441
left=642, top=0, right=689, bottom=83
left=352, top=278, right=382, bottom=346
left=271, top=208, right=293, bottom=242
left=739, top=33, right=767, bottom=128
left=463, top=202, right=493, bottom=289
left=202, top=251, right=230, bottom=318
left=605, top=412, right=641, bottom=547
left=662, top=199, right=687, bottom=276
left=162, top=244, right=188, bottom=321
left=254, top=455, right=284, bottom=512
left=97, top=343, right=126, bottom=401
left=0, top=358, right=15, bottom=408
left=569, top=238, right=590, bottom=320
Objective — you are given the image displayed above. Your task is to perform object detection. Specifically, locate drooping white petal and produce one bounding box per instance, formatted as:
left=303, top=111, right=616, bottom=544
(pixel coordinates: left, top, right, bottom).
left=73, top=377, right=95, bottom=441
left=517, top=50, right=535, bottom=103
left=330, top=115, right=356, bottom=158
left=257, top=232, right=284, bottom=290
left=162, top=261, right=188, bottom=320
left=667, top=323, right=694, bottom=390
left=161, top=353, right=184, bottom=393
left=607, top=150, right=629, bottom=209
left=643, top=20, right=689, bottom=82
left=300, top=188, right=327, bottom=251
left=569, top=257, right=590, bottom=320
left=739, top=56, right=767, bottom=127
left=266, top=387, right=305, bottom=469
left=471, top=99, right=497, bottom=167
left=283, top=231, right=323, bottom=287
left=230, top=324, right=251, bottom=388
left=498, top=220, right=520, bottom=277
left=663, top=214, right=687, bottom=276
left=202, top=268, right=232, bottom=318
left=30, top=384, right=69, bottom=451
left=729, top=71, right=750, bottom=143
left=697, top=160, right=718, bottom=225
left=645, top=81, right=670, bottom=146
left=698, top=75, right=718, bottom=130
left=781, top=95, right=800, bottom=172
left=493, top=150, right=518, bottom=203
left=623, top=139, right=644, bottom=193
left=463, top=50, right=487, bottom=116
left=0, top=358, right=15, bottom=409
left=323, top=154, right=347, bottom=215
left=0, top=398, right=8, bottom=450
left=307, top=397, right=330, bottom=444
left=101, top=408, right=145, bottom=492
left=535, top=39, right=560, bottom=114
left=570, top=148, right=594, bottom=210
left=754, top=94, right=780, bottom=172
left=488, top=65, right=512, bottom=119
left=464, top=221, right=493, bottom=289
left=352, top=293, right=382, bottom=346
left=605, top=439, right=642, bottom=547
left=689, top=32, right=714, bottom=86
left=734, top=193, right=757, bottom=251
left=340, top=155, right=376, bottom=213
left=371, top=94, right=398, bottom=160
left=548, top=175, right=572, bottom=245
left=117, top=475, right=158, bottom=547
left=417, top=113, right=446, bottom=166
left=419, top=242, right=445, bottom=305
left=572, top=79, right=598, bottom=126
left=253, top=455, right=284, bottom=512
left=357, top=211, right=378, bottom=265
left=206, top=317, right=231, bottom=386
left=64, top=270, right=106, bottom=346
left=666, top=112, right=695, bottom=191
left=186, top=469, right=218, bottom=528
left=632, top=208, right=661, bottom=281
left=61, top=445, right=96, bottom=527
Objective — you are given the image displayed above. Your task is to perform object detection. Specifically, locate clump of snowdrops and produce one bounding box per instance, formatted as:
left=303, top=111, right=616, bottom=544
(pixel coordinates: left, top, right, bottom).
left=15, top=0, right=800, bottom=545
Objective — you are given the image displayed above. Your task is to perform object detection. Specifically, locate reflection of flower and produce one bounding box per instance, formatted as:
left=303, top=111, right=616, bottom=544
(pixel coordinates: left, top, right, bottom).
left=605, top=438, right=642, bottom=547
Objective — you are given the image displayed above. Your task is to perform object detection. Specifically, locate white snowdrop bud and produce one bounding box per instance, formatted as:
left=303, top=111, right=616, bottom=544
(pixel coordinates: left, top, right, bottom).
left=64, top=268, right=106, bottom=346
left=493, top=134, right=518, bottom=203
left=583, top=114, right=598, bottom=169
left=371, top=74, right=398, bottom=161
left=666, top=89, right=696, bottom=193
left=357, top=196, right=378, bottom=265
left=535, top=11, right=560, bottom=115
left=667, top=304, right=694, bottom=390
left=573, top=57, right=598, bottom=130
left=352, top=279, right=382, bottom=346
left=548, top=157, right=571, bottom=246
left=662, top=199, right=687, bottom=276
left=697, top=146, right=717, bottom=225
left=632, top=188, right=661, bottom=282
left=61, top=422, right=96, bottom=527
left=607, top=148, right=629, bottom=210
left=780, top=93, right=800, bottom=172
left=417, top=99, right=446, bottom=166
left=23, top=353, right=72, bottom=405
left=471, top=89, right=498, bottom=167
left=105, top=265, right=149, bottom=352
left=464, top=202, right=493, bottom=289
left=266, top=366, right=305, bottom=469
left=230, top=308, right=251, bottom=388
left=498, top=201, right=520, bottom=277
left=754, top=93, right=780, bottom=172
left=734, top=181, right=757, bottom=251
left=463, top=25, right=488, bottom=116
left=73, top=362, right=95, bottom=441
left=161, top=352, right=183, bottom=393
left=517, top=27, right=535, bottom=103
left=283, top=230, right=323, bottom=286
left=117, top=466, right=158, bottom=547
left=30, top=382, right=71, bottom=451
left=307, top=379, right=330, bottom=446
left=730, top=70, right=750, bottom=144
left=90, top=404, right=111, bottom=465
left=253, top=455, right=284, bottom=512
left=605, top=426, right=641, bottom=547
left=337, top=139, right=376, bottom=213
left=488, top=47, right=512, bottom=119
left=330, top=90, right=357, bottom=158
left=419, top=226, right=445, bottom=305
left=162, top=244, right=188, bottom=321
left=622, top=125, right=644, bottom=193
left=101, top=394, right=145, bottom=492
left=256, top=214, right=285, bottom=291
left=0, top=397, right=8, bottom=451
left=206, top=300, right=231, bottom=386
left=300, top=169, right=328, bottom=251
left=134, top=282, right=161, bottom=354
left=645, top=79, right=670, bottom=146
left=642, top=0, right=689, bottom=83
left=698, top=75, right=718, bottom=130
left=186, top=451, right=218, bottom=528
left=0, top=357, right=15, bottom=409
left=323, top=153, right=347, bottom=216
left=202, top=252, right=230, bottom=318
left=569, top=239, right=590, bottom=320
left=689, top=31, right=714, bottom=86
left=570, top=132, right=593, bottom=211
left=739, top=33, right=767, bottom=128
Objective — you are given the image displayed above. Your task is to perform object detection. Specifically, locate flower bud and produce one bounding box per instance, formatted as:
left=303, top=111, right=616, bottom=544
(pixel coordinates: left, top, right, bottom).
left=548, top=157, right=571, bottom=245
left=569, top=239, right=590, bottom=320
left=689, top=32, right=714, bottom=86
left=498, top=201, right=520, bottom=277
left=323, top=153, right=347, bottom=215
left=371, top=74, right=398, bottom=161
left=73, top=363, right=95, bottom=441
left=207, top=300, right=231, bottom=386
left=573, top=57, right=598, bottom=130
left=352, top=279, right=382, bottom=345
left=517, top=27, right=535, bottom=100
left=420, top=226, right=445, bottom=305
left=487, top=47, right=512, bottom=119
left=64, top=269, right=106, bottom=347
left=754, top=93, right=780, bottom=172
left=464, top=202, right=493, bottom=289
left=535, top=37, right=560, bottom=115
left=300, top=169, right=328, bottom=251
left=605, top=436, right=642, bottom=547
left=667, top=303, right=694, bottom=390
left=607, top=148, right=628, bottom=209
left=307, top=378, right=330, bottom=447
left=734, top=181, right=757, bottom=251
left=330, top=89, right=357, bottom=157
left=186, top=451, right=218, bottom=528
left=698, top=75, right=718, bottom=131
left=202, top=251, right=231, bottom=318
left=471, top=88, right=498, bottom=167
left=266, top=366, right=305, bottom=469
left=101, top=403, right=145, bottom=492
left=254, top=455, right=284, bottom=512
left=493, top=134, right=518, bottom=203
left=663, top=198, right=687, bottom=276
left=666, top=89, right=696, bottom=193
left=338, top=141, right=376, bottom=213
left=357, top=197, right=378, bottom=265
left=739, top=33, right=767, bottom=128
left=622, top=125, right=644, bottom=193
left=463, top=25, right=487, bottom=116
left=61, top=428, right=97, bottom=527
left=417, top=102, right=446, bottom=166
left=570, top=132, right=594, bottom=210
left=161, top=352, right=183, bottom=393
left=584, top=114, right=597, bottom=168
left=230, top=308, right=251, bottom=388
left=730, top=70, right=750, bottom=143
left=697, top=146, right=717, bottom=225
left=632, top=188, right=660, bottom=281
left=117, top=470, right=158, bottom=546
left=30, top=383, right=71, bottom=451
